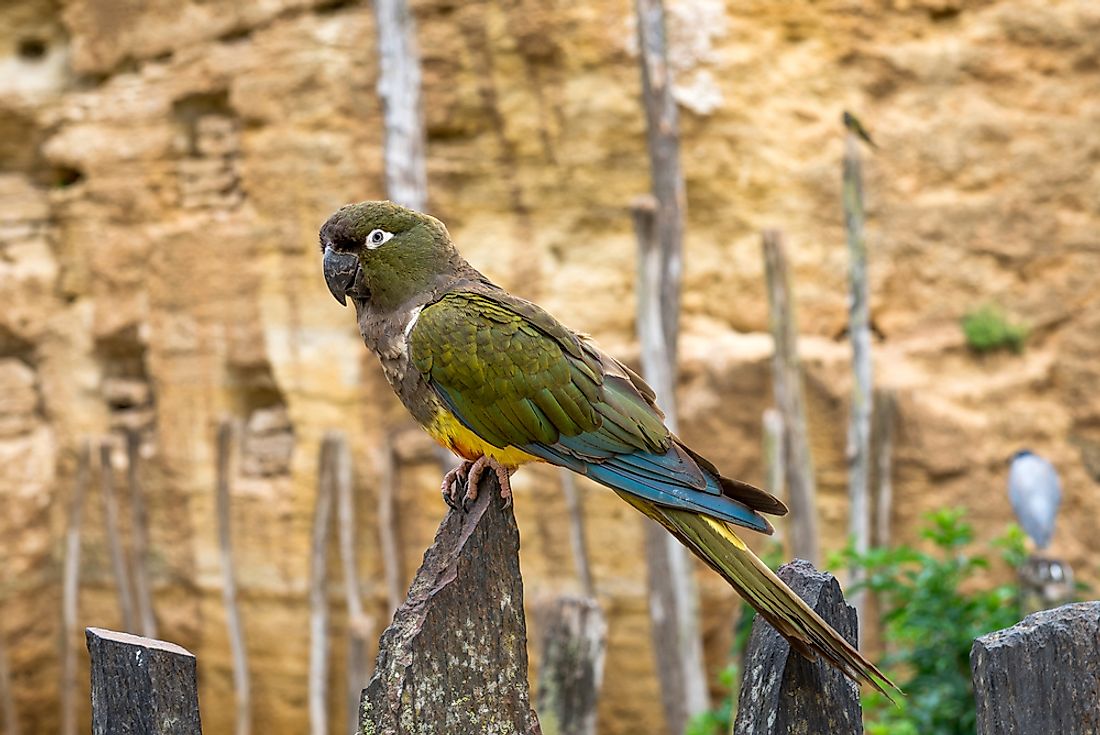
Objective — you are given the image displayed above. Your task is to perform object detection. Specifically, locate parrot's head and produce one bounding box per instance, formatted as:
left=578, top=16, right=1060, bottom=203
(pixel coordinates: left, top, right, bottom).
left=319, top=200, right=459, bottom=311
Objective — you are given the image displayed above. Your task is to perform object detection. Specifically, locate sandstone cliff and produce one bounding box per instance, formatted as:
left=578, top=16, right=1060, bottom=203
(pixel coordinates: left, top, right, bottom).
left=1, top=0, right=1098, bottom=733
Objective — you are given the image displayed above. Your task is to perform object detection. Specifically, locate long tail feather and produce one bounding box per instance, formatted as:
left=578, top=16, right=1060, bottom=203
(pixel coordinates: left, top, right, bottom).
left=618, top=492, right=901, bottom=698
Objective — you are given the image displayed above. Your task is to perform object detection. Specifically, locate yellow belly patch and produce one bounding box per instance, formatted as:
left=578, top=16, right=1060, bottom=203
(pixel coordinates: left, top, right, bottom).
left=425, top=408, right=541, bottom=468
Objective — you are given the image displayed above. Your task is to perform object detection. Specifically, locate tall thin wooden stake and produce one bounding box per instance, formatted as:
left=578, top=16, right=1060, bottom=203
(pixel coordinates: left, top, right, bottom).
left=332, top=432, right=372, bottom=734
left=61, top=441, right=90, bottom=735
left=843, top=131, right=873, bottom=626
left=762, top=230, right=820, bottom=566
left=535, top=596, right=608, bottom=735
left=100, top=441, right=135, bottom=631
left=125, top=429, right=157, bottom=638
left=871, top=389, right=897, bottom=549
left=310, top=437, right=336, bottom=735
left=762, top=408, right=786, bottom=545
left=635, top=0, right=686, bottom=366
left=374, top=0, right=428, bottom=211
left=378, top=436, right=403, bottom=615
left=216, top=421, right=251, bottom=735
left=559, top=469, right=595, bottom=597
left=632, top=197, right=709, bottom=732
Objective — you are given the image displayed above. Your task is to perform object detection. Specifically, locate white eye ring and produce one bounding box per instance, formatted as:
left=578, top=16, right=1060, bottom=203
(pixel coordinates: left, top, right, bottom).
left=366, top=229, right=394, bottom=249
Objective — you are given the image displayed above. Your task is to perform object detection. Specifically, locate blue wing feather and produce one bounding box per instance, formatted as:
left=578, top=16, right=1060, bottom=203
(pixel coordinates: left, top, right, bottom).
left=524, top=442, right=771, bottom=533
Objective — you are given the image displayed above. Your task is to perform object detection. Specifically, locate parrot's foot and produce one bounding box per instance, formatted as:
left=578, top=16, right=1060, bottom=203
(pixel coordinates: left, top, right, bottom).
left=441, top=460, right=474, bottom=510
left=464, top=455, right=515, bottom=510
left=440, top=456, right=515, bottom=511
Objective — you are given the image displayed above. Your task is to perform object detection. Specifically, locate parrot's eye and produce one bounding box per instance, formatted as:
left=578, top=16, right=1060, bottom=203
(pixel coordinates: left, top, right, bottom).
left=366, top=228, right=394, bottom=249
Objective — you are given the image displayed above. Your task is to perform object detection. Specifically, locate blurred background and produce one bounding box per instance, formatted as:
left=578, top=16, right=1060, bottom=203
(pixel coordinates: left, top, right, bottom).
left=1, top=0, right=1099, bottom=733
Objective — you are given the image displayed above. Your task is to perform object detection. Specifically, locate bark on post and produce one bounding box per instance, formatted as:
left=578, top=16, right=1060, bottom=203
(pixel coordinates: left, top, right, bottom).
left=215, top=421, right=251, bottom=735
left=374, top=0, right=428, bottom=211
left=762, top=231, right=820, bottom=566
left=361, top=474, right=541, bottom=735
left=733, top=560, right=863, bottom=735
left=61, top=441, right=90, bottom=735
left=99, top=441, right=136, bottom=632
left=86, top=627, right=202, bottom=735
left=632, top=196, right=709, bottom=732
left=843, top=132, right=873, bottom=625
left=971, top=601, right=1100, bottom=735
left=125, top=429, right=157, bottom=638
left=535, top=596, right=608, bottom=735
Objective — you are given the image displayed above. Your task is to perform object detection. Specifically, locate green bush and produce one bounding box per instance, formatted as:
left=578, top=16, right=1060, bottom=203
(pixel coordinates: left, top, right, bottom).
left=961, top=306, right=1028, bottom=353
left=835, top=509, right=1027, bottom=735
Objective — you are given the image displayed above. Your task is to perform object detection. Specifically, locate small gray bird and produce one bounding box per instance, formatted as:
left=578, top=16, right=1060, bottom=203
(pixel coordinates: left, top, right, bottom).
left=1008, top=450, right=1062, bottom=550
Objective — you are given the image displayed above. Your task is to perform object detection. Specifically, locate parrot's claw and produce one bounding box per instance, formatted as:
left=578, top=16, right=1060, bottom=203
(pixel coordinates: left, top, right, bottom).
left=463, top=455, right=515, bottom=511
left=440, top=461, right=474, bottom=510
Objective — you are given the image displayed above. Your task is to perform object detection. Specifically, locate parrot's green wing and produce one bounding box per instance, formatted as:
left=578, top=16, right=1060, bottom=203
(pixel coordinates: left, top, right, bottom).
left=409, top=290, right=783, bottom=532
left=409, top=290, right=668, bottom=454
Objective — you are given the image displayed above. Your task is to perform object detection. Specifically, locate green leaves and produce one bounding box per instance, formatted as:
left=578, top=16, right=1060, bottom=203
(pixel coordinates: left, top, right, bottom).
left=834, top=509, right=1028, bottom=735
left=961, top=305, right=1029, bottom=354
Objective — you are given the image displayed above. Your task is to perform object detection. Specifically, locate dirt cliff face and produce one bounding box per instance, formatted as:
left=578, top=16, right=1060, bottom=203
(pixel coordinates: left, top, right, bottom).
left=2, top=0, right=1098, bottom=732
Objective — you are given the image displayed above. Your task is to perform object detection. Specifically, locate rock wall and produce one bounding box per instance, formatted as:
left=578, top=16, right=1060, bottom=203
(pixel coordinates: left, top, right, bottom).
left=2, top=0, right=1099, bottom=733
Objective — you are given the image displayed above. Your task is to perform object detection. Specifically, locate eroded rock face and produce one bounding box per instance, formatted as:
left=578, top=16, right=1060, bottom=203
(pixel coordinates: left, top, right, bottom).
left=2, top=0, right=1099, bottom=732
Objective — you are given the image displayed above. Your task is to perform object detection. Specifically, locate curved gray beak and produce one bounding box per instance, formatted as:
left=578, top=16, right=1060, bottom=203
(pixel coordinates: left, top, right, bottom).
left=322, top=246, right=361, bottom=306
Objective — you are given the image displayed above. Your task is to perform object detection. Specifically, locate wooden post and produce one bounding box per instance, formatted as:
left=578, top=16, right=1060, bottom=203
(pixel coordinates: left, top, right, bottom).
left=733, top=560, right=863, bottom=735
left=559, top=469, right=594, bottom=597
left=99, top=440, right=136, bottom=632
left=762, top=408, right=786, bottom=545
left=762, top=230, right=820, bottom=566
left=632, top=197, right=709, bottom=731
left=86, top=628, right=201, bottom=735
left=361, top=474, right=542, bottom=734
left=634, top=0, right=686, bottom=364
left=61, top=441, right=90, bottom=735
left=310, top=437, right=336, bottom=735
left=843, top=131, right=873, bottom=625
left=0, top=624, right=19, bottom=735
left=374, top=0, right=428, bottom=211
left=331, top=431, right=372, bottom=734
left=377, top=436, right=404, bottom=614
left=535, top=596, right=608, bottom=735
left=125, top=429, right=157, bottom=638
left=971, top=601, right=1100, bottom=734
left=871, top=389, right=896, bottom=549
left=1017, top=556, right=1075, bottom=615
left=215, top=421, right=251, bottom=735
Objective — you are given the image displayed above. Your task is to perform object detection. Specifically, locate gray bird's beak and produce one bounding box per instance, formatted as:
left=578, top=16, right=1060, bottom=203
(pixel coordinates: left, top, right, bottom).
left=323, top=246, right=361, bottom=306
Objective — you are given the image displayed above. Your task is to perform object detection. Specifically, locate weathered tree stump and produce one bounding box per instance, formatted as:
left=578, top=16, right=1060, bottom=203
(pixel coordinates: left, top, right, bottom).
left=535, top=595, right=607, bottom=735
left=733, top=560, right=863, bottom=735
left=361, top=475, right=541, bottom=735
left=971, top=601, right=1100, bottom=735
left=86, top=627, right=202, bottom=735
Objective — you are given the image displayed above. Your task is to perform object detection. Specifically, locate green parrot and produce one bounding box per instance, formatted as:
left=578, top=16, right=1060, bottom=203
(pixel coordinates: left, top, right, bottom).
left=320, top=200, right=897, bottom=696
